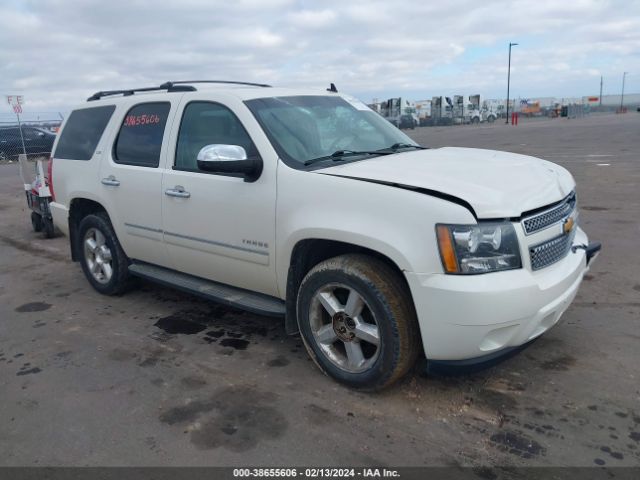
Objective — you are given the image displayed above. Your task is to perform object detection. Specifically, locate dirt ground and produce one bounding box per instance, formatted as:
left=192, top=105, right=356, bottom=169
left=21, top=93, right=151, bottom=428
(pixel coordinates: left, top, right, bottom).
left=0, top=112, right=638, bottom=469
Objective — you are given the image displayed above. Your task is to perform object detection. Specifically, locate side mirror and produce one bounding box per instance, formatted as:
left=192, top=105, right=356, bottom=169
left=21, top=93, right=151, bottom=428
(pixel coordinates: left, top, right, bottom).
left=196, top=144, right=263, bottom=182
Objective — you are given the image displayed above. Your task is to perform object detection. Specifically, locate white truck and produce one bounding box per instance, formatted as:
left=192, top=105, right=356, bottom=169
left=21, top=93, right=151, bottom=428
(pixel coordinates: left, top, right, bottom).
left=467, top=94, right=483, bottom=123
left=430, top=96, right=454, bottom=125
left=481, top=99, right=504, bottom=123
left=453, top=95, right=482, bottom=124
left=380, top=97, right=418, bottom=129
left=48, top=81, right=600, bottom=390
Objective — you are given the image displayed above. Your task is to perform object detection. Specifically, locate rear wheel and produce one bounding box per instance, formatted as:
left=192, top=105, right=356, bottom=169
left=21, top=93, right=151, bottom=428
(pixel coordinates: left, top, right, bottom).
left=297, top=254, right=420, bottom=390
left=78, top=212, right=131, bottom=295
left=31, top=212, right=43, bottom=232
left=42, top=216, right=55, bottom=238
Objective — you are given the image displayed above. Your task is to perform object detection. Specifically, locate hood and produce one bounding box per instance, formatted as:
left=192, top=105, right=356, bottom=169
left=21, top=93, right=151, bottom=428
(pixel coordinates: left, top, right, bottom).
left=319, top=147, right=575, bottom=218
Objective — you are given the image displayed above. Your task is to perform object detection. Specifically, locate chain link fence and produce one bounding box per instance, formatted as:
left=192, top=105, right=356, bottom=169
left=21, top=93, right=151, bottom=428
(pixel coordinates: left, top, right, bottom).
left=0, top=116, right=62, bottom=162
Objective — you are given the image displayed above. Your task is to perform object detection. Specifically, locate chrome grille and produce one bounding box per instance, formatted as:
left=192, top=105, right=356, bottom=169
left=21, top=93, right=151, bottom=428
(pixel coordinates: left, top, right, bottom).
left=529, top=229, right=576, bottom=271
left=522, top=193, right=576, bottom=235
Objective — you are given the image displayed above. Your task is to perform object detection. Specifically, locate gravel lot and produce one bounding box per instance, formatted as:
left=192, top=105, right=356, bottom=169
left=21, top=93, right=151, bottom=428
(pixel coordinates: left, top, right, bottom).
left=0, top=113, right=638, bottom=469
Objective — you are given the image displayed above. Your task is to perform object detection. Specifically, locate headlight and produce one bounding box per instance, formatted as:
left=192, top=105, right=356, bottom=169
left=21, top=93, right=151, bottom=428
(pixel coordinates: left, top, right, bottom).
left=436, top=222, right=522, bottom=274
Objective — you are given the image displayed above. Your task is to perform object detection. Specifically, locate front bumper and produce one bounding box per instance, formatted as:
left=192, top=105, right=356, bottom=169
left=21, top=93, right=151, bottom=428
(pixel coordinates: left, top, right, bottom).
left=426, top=339, right=538, bottom=375
left=406, top=227, right=595, bottom=361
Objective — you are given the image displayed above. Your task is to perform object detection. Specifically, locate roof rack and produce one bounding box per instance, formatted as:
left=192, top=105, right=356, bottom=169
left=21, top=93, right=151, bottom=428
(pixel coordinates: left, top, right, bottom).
left=87, top=80, right=271, bottom=102
left=87, top=84, right=195, bottom=101
left=161, top=80, right=272, bottom=88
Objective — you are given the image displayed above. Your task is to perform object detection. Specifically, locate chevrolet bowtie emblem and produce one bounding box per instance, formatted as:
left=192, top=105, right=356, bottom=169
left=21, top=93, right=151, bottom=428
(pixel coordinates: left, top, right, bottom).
left=563, top=216, right=575, bottom=235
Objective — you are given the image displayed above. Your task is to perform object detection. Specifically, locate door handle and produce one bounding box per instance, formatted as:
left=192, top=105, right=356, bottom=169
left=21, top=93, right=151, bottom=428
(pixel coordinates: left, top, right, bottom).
left=101, top=175, right=120, bottom=186
left=165, top=186, right=191, bottom=198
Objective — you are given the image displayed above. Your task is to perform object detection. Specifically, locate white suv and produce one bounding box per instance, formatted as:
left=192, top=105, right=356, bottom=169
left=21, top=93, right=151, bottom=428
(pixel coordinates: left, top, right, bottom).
left=49, top=81, right=600, bottom=390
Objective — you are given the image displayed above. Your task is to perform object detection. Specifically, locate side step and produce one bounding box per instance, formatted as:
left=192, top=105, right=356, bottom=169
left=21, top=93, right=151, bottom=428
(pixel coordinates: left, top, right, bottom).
left=128, top=263, right=285, bottom=317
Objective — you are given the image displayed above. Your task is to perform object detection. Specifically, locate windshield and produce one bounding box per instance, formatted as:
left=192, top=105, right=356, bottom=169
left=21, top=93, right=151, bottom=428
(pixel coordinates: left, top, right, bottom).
left=244, top=95, right=420, bottom=168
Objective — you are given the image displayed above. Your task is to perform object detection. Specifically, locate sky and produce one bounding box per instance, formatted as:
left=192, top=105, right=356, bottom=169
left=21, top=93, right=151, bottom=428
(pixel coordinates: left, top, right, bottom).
left=1, top=0, right=639, bottom=118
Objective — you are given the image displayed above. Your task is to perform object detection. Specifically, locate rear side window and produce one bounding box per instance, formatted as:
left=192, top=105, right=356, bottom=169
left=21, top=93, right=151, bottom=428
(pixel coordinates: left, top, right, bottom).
left=54, top=105, right=115, bottom=160
left=114, top=102, right=170, bottom=167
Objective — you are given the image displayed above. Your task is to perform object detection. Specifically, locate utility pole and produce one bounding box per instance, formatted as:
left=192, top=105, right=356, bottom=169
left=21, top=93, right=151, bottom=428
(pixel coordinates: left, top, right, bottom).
left=599, top=76, right=603, bottom=107
left=505, top=42, right=518, bottom=124
left=16, top=109, right=26, bottom=155
left=620, top=72, right=628, bottom=111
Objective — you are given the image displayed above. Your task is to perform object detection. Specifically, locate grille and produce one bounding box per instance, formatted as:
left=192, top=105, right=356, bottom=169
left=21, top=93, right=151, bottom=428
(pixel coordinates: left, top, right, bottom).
left=522, top=193, right=576, bottom=235
left=529, top=229, right=576, bottom=271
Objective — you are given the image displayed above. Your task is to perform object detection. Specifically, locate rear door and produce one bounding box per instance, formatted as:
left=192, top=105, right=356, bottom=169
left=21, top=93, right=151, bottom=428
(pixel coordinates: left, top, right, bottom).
left=99, top=101, right=176, bottom=267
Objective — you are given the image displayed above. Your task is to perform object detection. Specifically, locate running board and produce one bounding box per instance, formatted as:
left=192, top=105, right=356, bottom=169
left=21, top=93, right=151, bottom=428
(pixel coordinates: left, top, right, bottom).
left=128, top=263, right=285, bottom=317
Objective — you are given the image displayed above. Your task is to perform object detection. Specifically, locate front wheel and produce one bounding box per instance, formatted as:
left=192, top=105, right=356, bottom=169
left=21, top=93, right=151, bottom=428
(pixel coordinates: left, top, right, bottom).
left=297, top=254, right=420, bottom=390
left=78, top=212, right=131, bottom=295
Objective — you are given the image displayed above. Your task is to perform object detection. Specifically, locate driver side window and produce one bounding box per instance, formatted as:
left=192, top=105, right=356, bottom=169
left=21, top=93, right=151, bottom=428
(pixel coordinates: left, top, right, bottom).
left=175, top=102, right=257, bottom=171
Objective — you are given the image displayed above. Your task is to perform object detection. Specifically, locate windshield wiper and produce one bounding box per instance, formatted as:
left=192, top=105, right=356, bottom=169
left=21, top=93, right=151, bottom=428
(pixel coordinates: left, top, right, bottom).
left=304, top=144, right=425, bottom=167
left=379, top=143, right=427, bottom=151
left=304, top=150, right=390, bottom=166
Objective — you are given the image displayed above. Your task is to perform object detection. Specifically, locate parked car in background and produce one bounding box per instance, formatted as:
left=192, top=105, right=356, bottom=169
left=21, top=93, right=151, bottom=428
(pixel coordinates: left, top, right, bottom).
left=399, top=114, right=417, bottom=129
left=0, top=126, right=56, bottom=160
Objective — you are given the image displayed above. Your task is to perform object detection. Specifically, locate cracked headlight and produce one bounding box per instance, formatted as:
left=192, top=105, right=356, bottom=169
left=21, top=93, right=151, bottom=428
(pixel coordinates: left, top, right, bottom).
left=436, top=222, right=522, bottom=274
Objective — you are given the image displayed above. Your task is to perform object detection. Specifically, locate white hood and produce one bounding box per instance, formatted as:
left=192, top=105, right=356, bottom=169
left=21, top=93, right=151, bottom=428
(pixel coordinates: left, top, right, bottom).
left=320, top=147, right=575, bottom=218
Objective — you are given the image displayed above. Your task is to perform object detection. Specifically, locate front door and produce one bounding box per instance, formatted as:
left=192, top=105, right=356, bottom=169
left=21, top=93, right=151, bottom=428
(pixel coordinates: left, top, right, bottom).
left=161, top=97, right=278, bottom=297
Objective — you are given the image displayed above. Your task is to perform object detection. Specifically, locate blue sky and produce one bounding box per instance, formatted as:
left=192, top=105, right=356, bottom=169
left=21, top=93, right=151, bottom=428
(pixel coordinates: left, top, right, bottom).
left=0, top=0, right=638, bottom=117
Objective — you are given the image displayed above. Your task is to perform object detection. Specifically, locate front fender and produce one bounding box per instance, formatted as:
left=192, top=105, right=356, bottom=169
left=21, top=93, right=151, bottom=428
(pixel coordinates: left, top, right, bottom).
left=275, top=167, right=476, bottom=296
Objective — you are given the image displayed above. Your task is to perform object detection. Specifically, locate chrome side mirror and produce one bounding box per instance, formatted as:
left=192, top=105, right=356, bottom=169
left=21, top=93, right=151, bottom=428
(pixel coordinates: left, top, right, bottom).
left=196, top=144, right=262, bottom=182
left=197, top=144, right=247, bottom=163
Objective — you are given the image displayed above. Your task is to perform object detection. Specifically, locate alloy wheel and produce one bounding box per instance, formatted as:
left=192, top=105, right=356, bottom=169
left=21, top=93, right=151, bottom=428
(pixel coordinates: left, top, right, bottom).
left=308, top=283, right=380, bottom=373
left=83, top=227, right=113, bottom=284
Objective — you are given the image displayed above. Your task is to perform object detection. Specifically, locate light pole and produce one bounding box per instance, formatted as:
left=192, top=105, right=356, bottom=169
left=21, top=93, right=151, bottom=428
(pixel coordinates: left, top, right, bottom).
left=620, top=72, right=628, bottom=111
left=599, top=76, right=603, bottom=107
left=505, top=42, right=518, bottom=124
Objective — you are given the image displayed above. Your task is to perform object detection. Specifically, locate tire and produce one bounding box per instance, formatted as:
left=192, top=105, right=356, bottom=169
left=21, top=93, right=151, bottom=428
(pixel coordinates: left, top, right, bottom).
left=31, top=212, right=43, bottom=232
left=487, top=115, right=496, bottom=123
left=77, top=212, right=131, bottom=295
left=296, top=254, right=420, bottom=390
left=472, top=117, right=480, bottom=124
left=43, top=217, right=55, bottom=239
